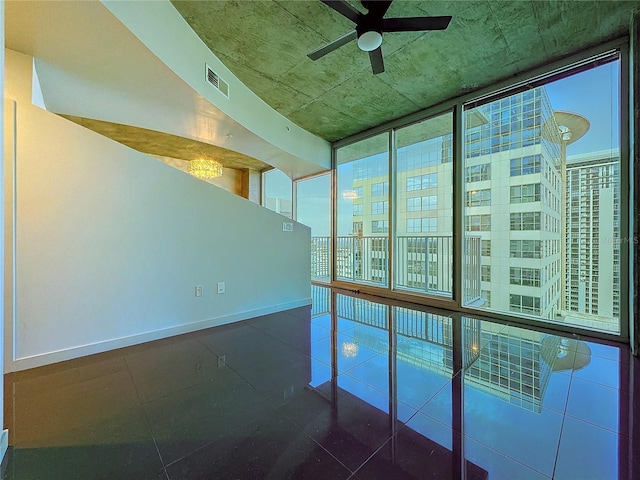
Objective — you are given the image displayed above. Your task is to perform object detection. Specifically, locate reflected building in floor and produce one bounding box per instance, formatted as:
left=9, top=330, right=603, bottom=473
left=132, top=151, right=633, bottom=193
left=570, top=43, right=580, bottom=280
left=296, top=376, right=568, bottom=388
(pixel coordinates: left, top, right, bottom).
left=313, top=286, right=590, bottom=414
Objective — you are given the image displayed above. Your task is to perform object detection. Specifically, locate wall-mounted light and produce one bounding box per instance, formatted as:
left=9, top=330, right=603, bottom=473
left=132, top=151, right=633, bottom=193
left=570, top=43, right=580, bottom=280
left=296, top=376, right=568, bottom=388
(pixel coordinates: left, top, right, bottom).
left=189, top=158, right=223, bottom=179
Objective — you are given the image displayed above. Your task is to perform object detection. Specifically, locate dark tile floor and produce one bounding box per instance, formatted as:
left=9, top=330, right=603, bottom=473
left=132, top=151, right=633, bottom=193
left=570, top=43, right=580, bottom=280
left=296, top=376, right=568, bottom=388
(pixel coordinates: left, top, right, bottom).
left=2, top=286, right=639, bottom=479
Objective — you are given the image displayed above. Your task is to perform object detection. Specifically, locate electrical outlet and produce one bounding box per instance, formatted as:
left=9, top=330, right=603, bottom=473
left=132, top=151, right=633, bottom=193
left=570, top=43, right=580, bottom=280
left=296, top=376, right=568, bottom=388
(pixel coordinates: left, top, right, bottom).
left=283, top=222, right=293, bottom=232
left=217, top=355, right=226, bottom=368
left=195, top=285, right=203, bottom=297
left=217, top=282, right=226, bottom=294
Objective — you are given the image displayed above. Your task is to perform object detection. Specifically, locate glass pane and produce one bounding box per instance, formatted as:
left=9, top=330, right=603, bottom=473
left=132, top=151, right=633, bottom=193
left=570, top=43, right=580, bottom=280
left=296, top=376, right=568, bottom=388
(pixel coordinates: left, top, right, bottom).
left=394, top=112, right=453, bottom=297
left=262, top=169, right=292, bottom=218
left=463, top=59, right=621, bottom=334
left=296, top=173, right=331, bottom=282
left=336, top=133, right=390, bottom=286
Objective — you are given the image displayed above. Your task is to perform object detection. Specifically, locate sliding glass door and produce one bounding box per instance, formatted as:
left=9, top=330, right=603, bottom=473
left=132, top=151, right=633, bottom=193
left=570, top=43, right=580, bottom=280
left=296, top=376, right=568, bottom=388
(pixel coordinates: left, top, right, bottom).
left=394, top=113, right=454, bottom=298
left=336, top=133, right=390, bottom=287
left=295, top=173, right=331, bottom=282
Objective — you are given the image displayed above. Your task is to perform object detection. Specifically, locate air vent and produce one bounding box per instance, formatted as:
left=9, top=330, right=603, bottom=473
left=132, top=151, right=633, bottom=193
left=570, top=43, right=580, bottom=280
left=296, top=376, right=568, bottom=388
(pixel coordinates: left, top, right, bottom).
left=205, top=64, right=229, bottom=97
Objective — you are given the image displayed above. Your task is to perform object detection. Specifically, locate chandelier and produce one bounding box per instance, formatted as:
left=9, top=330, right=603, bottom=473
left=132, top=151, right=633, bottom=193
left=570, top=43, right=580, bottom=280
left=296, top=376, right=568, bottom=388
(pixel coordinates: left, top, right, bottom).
left=189, top=158, right=223, bottom=179
left=341, top=342, right=358, bottom=358
left=342, top=189, right=358, bottom=200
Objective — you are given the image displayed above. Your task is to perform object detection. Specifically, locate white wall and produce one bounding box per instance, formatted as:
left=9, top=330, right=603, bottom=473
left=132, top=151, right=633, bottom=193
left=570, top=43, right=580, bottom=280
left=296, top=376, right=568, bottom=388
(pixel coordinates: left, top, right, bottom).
left=4, top=49, right=311, bottom=371
left=102, top=0, right=330, bottom=178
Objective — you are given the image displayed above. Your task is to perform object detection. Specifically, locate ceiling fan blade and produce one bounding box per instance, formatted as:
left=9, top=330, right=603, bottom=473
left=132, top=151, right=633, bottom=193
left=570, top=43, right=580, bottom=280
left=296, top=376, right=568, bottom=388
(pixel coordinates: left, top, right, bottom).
left=320, top=0, right=361, bottom=23
left=308, top=30, right=358, bottom=60
left=369, top=47, right=384, bottom=74
left=382, top=16, right=452, bottom=32
left=361, top=0, right=393, bottom=17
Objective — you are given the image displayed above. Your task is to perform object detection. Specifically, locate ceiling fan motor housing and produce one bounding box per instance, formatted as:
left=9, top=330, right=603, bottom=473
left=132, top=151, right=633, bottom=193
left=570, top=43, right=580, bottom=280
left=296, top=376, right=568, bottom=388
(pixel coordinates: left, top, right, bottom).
left=356, top=14, right=383, bottom=51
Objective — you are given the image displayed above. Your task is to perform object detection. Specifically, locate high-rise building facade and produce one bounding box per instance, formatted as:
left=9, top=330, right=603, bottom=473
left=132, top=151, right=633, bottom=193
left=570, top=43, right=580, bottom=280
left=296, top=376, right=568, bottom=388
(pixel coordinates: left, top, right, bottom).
left=464, top=88, right=564, bottom=319
left=339, top=88, right=564, bottom=317
left=331, top=86, right=620, bottom=333
left=563, top=150, right=620, bottom=330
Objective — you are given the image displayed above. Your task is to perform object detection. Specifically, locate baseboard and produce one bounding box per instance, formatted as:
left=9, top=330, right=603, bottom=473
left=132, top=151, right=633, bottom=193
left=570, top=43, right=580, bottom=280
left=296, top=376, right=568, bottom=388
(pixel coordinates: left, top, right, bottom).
left=8, top=297, right=312, bottom=372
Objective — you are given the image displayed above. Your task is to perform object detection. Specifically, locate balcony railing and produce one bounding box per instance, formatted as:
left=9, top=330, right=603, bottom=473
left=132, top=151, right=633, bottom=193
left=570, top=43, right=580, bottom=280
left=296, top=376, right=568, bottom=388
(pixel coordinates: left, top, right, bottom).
left=395, top=236, right=453, bottom=295
left=311, top=235, right=482, bottom=301
left=311, top=237, right=330, bottom=281
left=336, top=236, right=389, bottom=284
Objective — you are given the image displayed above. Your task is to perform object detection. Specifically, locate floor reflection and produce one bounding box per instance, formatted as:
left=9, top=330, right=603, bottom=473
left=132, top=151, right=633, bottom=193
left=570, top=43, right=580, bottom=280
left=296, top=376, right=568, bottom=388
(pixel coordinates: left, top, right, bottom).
left=310, top=285, right=631, bottom=480
left=2, top=286, right=635, bottom=479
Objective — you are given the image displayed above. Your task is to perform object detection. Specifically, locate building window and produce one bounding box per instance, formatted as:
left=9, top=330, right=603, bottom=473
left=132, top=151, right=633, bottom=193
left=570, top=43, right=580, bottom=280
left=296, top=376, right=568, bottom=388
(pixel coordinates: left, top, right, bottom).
left=372, top=181, right=389, bottom=196
left=371, top=258, right=386, bottom=270
left=481, top=290, right=491, bottom=307
left=372, top=201, right=388, bottom=215
left=422, top=195, right=438, bottom=210
left=407, top=197, right=421, bottom=212
left=353, top=203, right=363, bottom=216
left=510, top=155, right=541, bottom=176
left=407, top=173, right=438, bottom=191
left=467, top=214, right=491, bottom=231
left=371, top=239, right=387, bottom=252
left=466, top=164, right=491, bottom=182
left=407, top=196, right=437, bottom=212
left=352, top=222, right=363, bottom=235
left=407, top=219, right=421, bottom=233
left=428, top=262, right=438, bottom=276
left=354, top=186, right=363, bottom=199
left=422, top=218, right=437, bottom=232
left=407, top=238, right=425, bottom=254
left=510, top=212, right=541, bottom=230
left=372, top=220, right=389, bottom=233
left=481, top=240, right=491, bottom=256
left=510, top=240, right=541, bottom=258
left=428, top=238, right=439, bottom=255
left=481, top=265, right=491, bottom=282
left=510, top=183, right=541, bottom=203
left=407, top=260, right=423, bottom=274
left=510, top=267, right=540, bottom=287
left=509, top=294, right=540, bottom=315
left=466, top=189, right=491, bottom=207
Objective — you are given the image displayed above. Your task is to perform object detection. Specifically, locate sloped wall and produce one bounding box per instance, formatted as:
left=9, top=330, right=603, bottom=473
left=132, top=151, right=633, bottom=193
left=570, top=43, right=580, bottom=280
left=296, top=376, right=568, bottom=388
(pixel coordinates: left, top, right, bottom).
left=4, top=49, right=310, bottom=371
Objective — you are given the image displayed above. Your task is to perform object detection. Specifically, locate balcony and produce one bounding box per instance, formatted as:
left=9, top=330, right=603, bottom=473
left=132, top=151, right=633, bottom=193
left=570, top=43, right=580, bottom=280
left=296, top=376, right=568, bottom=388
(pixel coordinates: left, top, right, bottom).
left=311, top=235, right=482, bottom=302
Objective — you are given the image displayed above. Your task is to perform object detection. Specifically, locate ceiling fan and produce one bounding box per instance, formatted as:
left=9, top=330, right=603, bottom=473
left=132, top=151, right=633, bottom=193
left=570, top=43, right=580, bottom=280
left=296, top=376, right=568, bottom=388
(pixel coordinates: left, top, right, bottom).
left=308, top=0, right=452, bottom=74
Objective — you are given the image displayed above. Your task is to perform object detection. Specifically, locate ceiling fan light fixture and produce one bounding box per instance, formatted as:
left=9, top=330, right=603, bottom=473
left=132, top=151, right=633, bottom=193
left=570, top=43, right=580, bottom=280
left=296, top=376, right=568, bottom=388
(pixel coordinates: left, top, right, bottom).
left=357, top=30, right=382, bottom=51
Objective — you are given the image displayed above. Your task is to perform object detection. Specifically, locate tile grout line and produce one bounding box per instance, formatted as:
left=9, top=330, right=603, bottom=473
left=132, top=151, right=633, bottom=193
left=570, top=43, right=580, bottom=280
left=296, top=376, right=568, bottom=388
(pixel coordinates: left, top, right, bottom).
left=122, top=356, right=169, bottom=477
left=550, top=359, right=575, bottom=479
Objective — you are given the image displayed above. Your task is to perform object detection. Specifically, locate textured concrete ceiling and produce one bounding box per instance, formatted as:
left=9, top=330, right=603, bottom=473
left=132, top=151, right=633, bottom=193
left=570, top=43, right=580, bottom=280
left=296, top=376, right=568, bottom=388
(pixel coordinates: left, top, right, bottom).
left=172, top=0, right=638, bottom=143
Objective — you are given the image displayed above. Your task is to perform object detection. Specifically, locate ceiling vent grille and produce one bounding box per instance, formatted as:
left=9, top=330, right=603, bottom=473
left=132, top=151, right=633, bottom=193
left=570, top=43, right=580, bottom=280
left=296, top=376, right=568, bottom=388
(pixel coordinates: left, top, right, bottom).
left=206, top=64, right=229, bottom=97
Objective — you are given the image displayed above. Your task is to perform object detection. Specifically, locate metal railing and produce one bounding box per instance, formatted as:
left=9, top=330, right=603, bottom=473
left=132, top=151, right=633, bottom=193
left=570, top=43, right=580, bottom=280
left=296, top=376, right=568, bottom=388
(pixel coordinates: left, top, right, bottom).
left=311, top=237, right=330, bottom=281
left=395, top=236, right=453, bottom=294
left=311, top=235, right=482, bottom=300
left=335, top=236, right=389, bottom=284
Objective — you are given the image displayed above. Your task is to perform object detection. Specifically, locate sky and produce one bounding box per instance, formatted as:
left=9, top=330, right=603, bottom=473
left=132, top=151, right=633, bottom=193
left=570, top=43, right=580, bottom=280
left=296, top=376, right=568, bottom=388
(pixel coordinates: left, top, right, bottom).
left=271, top=60, right=620, bottom=236
left=545, top=60, right=619, bottom=156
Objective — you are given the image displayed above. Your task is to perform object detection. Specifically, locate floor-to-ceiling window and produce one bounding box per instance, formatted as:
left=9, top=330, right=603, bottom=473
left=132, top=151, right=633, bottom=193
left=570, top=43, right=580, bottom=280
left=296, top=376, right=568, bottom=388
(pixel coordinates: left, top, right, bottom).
left=394, top=113, right=454, bottom=298
left=324, top=44, right=626, bottom=337
left=336, top=132, right=390, bottom=287
left=462, top=55, right=622, bottom=334
left=262, top=168, right=292, bottom=218
left=295, top=172, right=331, bottom=282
